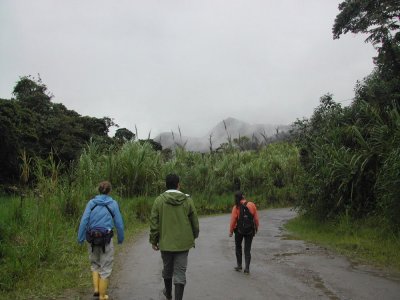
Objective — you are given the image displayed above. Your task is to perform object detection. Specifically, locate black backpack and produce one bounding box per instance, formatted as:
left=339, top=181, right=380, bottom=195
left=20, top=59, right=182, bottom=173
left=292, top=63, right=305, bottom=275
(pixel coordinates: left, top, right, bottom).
left=237, top=201, right=255, bottom=236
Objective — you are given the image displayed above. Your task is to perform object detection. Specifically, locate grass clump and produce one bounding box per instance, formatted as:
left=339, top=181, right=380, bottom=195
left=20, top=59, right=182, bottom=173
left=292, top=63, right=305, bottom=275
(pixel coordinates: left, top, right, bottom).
left=285, top=213, right=400, bottom=271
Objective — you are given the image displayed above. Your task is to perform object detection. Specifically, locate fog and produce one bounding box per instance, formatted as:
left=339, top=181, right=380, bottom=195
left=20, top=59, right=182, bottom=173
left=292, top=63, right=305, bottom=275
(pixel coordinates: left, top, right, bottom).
left=0, top=0, right=376, bottom=138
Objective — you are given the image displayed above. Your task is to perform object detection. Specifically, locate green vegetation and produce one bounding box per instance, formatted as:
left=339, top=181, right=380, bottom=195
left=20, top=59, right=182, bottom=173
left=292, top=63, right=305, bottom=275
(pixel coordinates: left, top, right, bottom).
left=0, top=75, right=160, bottom=186
left=74, top=140, right=299, bottom=202
left=286, top=0, right=400, bottom=275
left=1, top=1, right=399, bottom=298
left=285, top=214, right=400, bottom=271
left=0, top=139, right=299, bottom=298
left=292, top=0, right=400, bottom=232
left=0, top=193, right=148, bottom=300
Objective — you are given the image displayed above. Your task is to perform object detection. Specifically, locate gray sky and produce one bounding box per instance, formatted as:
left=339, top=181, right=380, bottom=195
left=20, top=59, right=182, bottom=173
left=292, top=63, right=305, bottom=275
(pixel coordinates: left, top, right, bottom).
left=0, top=0, right=376, bottom=138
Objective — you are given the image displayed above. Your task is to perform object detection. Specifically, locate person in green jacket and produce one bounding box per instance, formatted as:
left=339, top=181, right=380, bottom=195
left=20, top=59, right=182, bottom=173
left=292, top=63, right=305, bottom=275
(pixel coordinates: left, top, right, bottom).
left=150, top=173, right=199, bottom=300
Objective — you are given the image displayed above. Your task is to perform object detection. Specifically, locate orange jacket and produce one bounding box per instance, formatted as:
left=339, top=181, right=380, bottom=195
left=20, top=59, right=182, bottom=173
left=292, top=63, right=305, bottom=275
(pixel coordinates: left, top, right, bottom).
left=229, top=199, right=259, bottom=235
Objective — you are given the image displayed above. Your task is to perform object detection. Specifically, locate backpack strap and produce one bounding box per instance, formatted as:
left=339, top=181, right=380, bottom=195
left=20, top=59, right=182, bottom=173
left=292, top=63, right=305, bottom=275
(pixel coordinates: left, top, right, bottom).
left=241, top=201, right=253, bottom=219
left=90, top=204, right=115, bottom=218
left=237, top=201, right=248, bottom=219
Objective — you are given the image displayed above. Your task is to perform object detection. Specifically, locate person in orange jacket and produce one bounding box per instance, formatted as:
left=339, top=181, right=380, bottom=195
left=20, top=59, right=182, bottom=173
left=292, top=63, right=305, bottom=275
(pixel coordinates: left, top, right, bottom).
left=229, top=191, right=259, bottom=274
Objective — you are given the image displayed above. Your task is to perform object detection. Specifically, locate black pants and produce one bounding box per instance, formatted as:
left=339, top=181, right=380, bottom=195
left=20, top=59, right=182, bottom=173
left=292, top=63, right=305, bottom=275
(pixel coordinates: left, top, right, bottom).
left=234, top=231, right=254, bottom=269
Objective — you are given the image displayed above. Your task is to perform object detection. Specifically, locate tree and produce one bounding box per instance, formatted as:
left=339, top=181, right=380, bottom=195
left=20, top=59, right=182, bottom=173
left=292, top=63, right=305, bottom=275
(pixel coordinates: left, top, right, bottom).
left=333, top=0, right=400, bottom=77
left=114, top=128, right=135, bottom=143
left=0, top=99, right=38, bottom=182
left=0, top=76, right=118, bottom=184
left=13, top=75, right=52, bottom=114
left=139, top=139, right=162, bottom=151
left=333, top=1, right=400, bottom=44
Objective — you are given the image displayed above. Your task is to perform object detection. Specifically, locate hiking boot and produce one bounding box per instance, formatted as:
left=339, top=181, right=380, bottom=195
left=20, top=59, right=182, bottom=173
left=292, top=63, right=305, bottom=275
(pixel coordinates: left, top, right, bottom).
left=244, top=256, right=251, bottom=275
left=175, top=284, right=185, bottom=300
left=234, top=266, right=242, bottom=272
left=163, top=288, right=172, bottom=300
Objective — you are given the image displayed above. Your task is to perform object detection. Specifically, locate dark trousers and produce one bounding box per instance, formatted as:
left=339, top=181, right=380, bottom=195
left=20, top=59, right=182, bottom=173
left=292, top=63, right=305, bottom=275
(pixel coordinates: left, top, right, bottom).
left=234, top=231, right=253, bottom=269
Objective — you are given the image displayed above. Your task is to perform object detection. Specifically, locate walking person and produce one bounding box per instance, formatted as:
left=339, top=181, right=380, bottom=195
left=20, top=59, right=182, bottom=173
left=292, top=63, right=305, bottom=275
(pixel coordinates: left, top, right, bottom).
left=150, top=174, right=199, bottom=300
left=229, top=191, right=259, bottom=274
left=78, top=181, right=124, bottom=300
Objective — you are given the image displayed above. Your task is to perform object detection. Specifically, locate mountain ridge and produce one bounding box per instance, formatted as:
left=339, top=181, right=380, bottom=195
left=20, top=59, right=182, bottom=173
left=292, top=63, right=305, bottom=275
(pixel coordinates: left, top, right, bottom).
left=154, top=117, right=290, bottom=152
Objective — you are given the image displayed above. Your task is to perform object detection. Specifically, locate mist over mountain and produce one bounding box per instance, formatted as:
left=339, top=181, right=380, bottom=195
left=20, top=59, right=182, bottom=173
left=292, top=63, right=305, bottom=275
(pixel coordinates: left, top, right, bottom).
left=154, top=117, right=290, bottom=152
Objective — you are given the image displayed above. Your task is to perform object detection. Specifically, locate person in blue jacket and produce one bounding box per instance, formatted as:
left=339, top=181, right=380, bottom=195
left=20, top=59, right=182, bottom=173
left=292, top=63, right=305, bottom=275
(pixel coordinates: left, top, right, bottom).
left=78, top=181, right=124, bottom=300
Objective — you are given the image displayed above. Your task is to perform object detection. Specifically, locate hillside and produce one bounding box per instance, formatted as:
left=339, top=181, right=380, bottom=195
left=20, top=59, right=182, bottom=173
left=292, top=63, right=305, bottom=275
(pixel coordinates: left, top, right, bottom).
left=154, top=117, right=290, bottom=152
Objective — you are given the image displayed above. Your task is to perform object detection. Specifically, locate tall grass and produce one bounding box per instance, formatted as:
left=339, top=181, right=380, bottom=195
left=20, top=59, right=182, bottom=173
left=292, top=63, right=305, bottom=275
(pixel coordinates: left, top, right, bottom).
left=292, top=97, right=400, bottom=231
left=0, top=194, right=84, bottom=298
left=74, top=140, right=300, bottom=205
left=0, top=192, right=147, bottom=299
left=0, top=140, right=300, bottom=298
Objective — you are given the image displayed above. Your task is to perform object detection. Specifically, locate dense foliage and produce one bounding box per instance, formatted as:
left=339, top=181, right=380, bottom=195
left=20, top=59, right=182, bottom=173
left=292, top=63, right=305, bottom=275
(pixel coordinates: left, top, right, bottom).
left=74, top=140, right=299, bottom=200
left=292, top=0, right=400, bottom=231
left=0, top=76, right=144, bottom=185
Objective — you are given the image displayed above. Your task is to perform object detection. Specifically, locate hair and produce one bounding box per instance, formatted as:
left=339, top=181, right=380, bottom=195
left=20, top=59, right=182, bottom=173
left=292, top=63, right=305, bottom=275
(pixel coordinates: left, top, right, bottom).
left=166, top=173, right=180, bottom=190
left=98, top=181, right=112, bottom=195
left=234, top=190, right=244, bottom=207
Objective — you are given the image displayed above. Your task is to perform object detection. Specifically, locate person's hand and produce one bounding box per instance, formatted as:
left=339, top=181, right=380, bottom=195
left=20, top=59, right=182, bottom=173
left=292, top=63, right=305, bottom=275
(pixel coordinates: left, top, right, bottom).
left=229, top=232, right=233, bottom=237
left=152, top=244, right=159, bottom=251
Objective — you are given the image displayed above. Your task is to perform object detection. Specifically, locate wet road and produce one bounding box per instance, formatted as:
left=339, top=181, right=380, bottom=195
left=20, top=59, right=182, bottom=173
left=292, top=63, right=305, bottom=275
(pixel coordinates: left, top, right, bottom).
left=109, top=208, right=400, bottom=299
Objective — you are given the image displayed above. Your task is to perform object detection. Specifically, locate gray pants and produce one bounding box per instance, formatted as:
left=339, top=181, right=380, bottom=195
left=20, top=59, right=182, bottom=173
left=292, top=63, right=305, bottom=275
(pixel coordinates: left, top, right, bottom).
left=87, top=239, right=114, bottom=279
left=161, top=250, right=189, bottom=285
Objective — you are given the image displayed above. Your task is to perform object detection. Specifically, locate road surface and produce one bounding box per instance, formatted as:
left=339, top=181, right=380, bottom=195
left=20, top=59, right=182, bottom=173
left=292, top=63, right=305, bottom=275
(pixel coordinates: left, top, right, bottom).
left=108, top=208, right=400, bottom=300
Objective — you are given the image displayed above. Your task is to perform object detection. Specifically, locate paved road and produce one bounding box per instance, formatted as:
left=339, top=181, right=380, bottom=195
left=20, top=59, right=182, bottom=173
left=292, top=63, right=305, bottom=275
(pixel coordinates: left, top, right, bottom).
left=109, top=208, right=400, bottom=300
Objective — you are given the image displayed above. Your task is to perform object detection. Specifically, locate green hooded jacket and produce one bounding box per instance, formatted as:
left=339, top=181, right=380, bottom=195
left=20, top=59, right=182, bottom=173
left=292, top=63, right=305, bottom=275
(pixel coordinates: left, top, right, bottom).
left=149, top=190, right=199, bottom=251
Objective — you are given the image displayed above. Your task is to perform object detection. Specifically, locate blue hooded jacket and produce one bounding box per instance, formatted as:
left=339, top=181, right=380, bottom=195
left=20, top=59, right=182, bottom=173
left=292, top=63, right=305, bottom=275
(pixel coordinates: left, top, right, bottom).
left=77, top=194, right=124, bottom=244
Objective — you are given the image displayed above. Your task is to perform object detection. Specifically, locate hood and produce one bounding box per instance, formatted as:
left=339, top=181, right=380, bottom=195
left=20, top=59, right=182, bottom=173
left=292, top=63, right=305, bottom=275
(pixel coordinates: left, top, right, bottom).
left=161, top=190, right=189, bottom=206
left=92, top=194, right=114, bottom=206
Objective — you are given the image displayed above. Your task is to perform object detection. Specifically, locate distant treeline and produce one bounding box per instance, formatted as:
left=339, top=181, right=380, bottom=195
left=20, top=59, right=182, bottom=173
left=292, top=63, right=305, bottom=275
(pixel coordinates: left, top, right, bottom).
left=0, top=75, right=161, bottom=185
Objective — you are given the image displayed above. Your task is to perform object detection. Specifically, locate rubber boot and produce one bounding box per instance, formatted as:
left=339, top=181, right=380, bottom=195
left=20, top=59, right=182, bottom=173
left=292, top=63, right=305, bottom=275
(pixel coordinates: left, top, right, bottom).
left=163, top=278, right=172, bottom=299
left=235, top=249, right=242, bottom=272
left=92, top=271, right=100, bottom=297
left=175, top=284, right=185, bottom=300
left=99, top=278, right=109, bottom=300
left=244, top=256, right=251, bottom=274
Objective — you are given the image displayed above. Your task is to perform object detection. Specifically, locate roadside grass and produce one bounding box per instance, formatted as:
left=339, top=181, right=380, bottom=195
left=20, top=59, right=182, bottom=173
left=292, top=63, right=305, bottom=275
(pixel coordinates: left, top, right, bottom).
left=0, top=195, right=88, bottom=299
left=0, top=195, right=148, bottom=300
left=284, top=214, right=400, bottom=271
